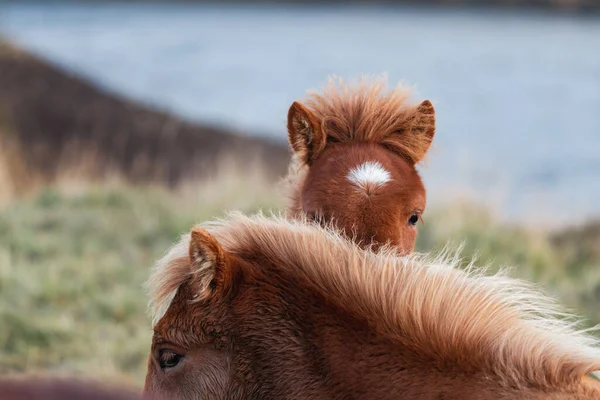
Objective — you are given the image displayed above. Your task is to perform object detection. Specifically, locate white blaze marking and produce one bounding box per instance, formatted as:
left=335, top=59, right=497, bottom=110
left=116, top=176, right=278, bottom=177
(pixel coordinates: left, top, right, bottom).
left=347, top=161, right=391, bottom=193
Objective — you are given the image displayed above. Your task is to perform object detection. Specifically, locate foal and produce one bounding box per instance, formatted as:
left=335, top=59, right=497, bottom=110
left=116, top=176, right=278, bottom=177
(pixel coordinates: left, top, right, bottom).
left=284, top=77, right=435, bottom=254
left=144, top=213, right=600, bottom=399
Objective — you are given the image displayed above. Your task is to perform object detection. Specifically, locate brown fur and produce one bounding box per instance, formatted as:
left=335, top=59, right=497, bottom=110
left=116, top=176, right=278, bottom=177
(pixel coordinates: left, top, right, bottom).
left=284, top=77, right=435, bottom=254
left=144, top=213, right=600, bottom=399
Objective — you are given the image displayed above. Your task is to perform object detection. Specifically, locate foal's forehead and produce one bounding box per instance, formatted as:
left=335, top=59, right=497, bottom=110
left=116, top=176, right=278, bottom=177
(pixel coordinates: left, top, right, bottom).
left=347, top=161, right=392, bottom=190
left=320, top=142, right=425, bottom=192
left=346, top=159, right=426, bottom=210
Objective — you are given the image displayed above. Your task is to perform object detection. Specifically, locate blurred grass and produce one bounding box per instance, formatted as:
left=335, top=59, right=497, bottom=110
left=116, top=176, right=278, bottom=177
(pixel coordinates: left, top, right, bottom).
left=417, top=204, right=600, bottom=327
left=0, top=169, right=280, bottom=385
left=0, top=174, right=599, bottom=388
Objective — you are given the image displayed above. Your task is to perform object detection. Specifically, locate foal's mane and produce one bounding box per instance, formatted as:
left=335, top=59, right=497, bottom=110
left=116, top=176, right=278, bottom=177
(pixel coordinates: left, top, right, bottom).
left=303, top=76, right=431, bottom=162
left=148, top=213, right=600, bottom=389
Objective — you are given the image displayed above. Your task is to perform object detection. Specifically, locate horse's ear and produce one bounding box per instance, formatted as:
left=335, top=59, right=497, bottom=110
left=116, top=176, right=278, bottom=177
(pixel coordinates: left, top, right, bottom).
left=387, top=100, right=435, bottom=164
left=287, top=101, right=326, bottom=165
left=189, top=227, right=234, bottom=299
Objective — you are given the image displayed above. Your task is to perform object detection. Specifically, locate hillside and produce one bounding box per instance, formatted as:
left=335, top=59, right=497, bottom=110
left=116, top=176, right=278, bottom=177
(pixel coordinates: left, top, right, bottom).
left=0, top=40, right=291, bottom=202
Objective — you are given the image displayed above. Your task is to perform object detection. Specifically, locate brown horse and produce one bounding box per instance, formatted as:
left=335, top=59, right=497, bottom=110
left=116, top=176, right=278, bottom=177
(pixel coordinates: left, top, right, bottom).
left=284, top=77, right=435, bottom=254
left=143, top=213, right=600, bottom=399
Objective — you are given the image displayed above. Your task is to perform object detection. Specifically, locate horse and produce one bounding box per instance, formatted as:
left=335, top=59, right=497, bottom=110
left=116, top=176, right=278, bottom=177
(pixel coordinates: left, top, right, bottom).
left=0, top=377, right=143, bottom=400
left=283, top=77, right=436, bottom=254
left=143, top=213, right=600, bottom=399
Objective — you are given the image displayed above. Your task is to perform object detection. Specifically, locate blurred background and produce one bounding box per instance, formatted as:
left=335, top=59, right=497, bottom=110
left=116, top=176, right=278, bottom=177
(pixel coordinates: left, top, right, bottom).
left=0, top=0, right=599, bottom=391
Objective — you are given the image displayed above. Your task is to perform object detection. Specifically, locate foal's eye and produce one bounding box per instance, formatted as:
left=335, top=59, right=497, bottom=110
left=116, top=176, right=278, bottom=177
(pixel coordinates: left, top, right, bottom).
left=408, top=212, right=420, bottom=226
left=158, top=349, right=183, bottom=370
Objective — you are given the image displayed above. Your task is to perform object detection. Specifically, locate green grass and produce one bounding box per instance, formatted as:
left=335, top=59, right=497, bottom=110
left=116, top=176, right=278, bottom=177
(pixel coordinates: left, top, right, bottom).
left=417, top=203, right=600, bottom=326
left=0, top=172, right=280, bottom=385
left=0, top=179, right=599, bottom=388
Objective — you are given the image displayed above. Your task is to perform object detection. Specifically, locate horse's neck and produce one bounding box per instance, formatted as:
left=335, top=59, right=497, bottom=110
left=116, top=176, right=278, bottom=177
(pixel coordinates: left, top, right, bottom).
left=311, top=320, right=490, bottom=399
left=306, top=311, right=597, bottom=399
left=242, top=271, right=600, bottom=399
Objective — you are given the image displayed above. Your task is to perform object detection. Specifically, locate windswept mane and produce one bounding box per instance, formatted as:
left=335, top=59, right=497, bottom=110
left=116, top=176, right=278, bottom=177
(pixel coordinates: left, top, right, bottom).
left=148, top=213, right=600, bottom=389
left=305, top=76, right=431, bottom=163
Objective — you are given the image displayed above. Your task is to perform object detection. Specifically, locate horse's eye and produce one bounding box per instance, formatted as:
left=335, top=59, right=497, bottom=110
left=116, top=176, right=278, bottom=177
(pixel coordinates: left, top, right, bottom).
left=158, top=349, right=183, bottom=370
left=408, top=213, right=420, bottom=226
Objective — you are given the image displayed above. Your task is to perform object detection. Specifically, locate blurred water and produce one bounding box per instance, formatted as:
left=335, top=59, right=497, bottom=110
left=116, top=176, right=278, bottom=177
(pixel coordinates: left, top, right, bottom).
left=1, top=3, right=599, bottom=226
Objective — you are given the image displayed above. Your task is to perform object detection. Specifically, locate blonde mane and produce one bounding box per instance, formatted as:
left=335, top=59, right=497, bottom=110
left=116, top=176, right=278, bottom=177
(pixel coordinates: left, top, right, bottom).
left=304, top=76, right=431, bottom=162
left=148, top=212, right=600, bottom=389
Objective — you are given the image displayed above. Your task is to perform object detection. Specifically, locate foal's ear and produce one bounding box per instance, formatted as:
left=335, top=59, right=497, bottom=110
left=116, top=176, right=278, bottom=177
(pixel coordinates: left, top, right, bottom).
left=388, top=100, right=435, bottom=164
left=287, top=101, right=326, bottom=165
left=189, top=227, right=232, bottom=298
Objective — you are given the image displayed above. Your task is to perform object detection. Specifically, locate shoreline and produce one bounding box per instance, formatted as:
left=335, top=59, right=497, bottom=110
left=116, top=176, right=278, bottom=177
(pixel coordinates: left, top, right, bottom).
left=0, top=39, right=291, bottom=200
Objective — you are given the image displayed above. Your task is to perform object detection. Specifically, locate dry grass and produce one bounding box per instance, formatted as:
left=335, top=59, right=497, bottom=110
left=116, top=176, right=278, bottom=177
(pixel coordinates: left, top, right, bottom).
left=1, top=131, right=597, bottom=393
left=0, top=165, right=281, bottom=386
left=417, top=202, right=600, bottom=326
left=0, top=166, right=598, bottom=390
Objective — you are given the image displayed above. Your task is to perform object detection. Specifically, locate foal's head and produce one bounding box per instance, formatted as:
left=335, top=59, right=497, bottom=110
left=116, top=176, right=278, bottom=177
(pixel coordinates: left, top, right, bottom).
left=286, top=78, right=435, bottom=254
left=144, top=228, right=237, bottom=399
